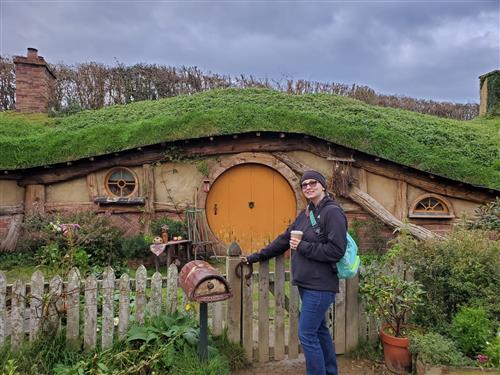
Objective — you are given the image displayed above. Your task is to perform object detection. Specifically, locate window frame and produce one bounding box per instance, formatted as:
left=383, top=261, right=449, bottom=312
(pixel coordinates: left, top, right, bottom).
left=104, top=167, right=139, bottom=198
left=409, top=193, right=455, bottom=219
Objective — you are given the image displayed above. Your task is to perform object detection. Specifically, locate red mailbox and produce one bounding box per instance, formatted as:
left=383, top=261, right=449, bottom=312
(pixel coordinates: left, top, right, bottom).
left=179, top=260, right=232, bottom=303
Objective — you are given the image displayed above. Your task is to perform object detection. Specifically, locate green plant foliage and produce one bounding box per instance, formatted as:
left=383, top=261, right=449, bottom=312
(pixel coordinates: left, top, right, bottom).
left=484, top=335, right=500, bottom=368
left=359, top=248, right=425, bottom=337
left=468, top=197, right=500, bottom=231
left=0, top=89, right=498, bottom=189
left=119, top=234, right=151, bottom=259
left=0, top=330, right=85, bottom=374
left=212, top=332, right=249, bottom=371
left=450, top=306, right=495, bottom=357
left=20, top=211, right=124, bottom=272
left=150, top=216, right=187, bottom=239
left=409, top=331, right=472, bottom=367
left=52, top=313, right=231, bottom=374
left=399, top=229, right=500, bottom=333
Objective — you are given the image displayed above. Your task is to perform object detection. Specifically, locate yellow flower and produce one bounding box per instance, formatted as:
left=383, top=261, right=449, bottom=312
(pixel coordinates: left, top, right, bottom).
left=185, top=303, right=191, bottom=311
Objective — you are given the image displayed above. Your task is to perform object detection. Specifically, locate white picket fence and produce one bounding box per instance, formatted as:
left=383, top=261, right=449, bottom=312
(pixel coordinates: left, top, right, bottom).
left=0, top=264, right=229, bottom=351
left=0, top=256, right=380, bottom=363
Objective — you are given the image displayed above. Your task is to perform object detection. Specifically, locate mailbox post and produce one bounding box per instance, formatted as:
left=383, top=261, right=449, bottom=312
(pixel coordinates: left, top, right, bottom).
left=179, top=260, right=232, bottom=362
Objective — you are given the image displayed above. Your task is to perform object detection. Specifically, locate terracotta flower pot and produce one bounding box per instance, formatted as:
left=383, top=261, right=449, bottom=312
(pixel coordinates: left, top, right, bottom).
left=380, top=325, right=412, bottom=374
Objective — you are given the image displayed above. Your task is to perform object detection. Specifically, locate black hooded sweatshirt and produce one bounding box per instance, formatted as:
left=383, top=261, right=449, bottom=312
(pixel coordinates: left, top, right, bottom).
left=246, top=195, right=347, bottom=293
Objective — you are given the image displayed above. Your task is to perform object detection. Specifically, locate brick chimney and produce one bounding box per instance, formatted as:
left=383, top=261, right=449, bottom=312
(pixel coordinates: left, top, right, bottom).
left=479, top=70, right=500, bottom=117
left=13, top=48, right=56, bottom=113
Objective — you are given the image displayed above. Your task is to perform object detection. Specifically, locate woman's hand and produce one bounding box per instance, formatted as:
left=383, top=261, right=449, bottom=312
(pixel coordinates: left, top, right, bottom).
left=240, top=256, right=249, bottom=264
left=289, top=237, right=301, bottom=250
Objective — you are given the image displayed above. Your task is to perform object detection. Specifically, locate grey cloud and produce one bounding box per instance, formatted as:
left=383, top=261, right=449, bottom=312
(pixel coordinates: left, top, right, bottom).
left=2, top=0, right=499, bottom=102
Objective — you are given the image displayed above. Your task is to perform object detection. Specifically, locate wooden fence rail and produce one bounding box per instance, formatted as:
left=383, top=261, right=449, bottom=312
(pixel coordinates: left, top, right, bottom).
left=0, top=254, right=381, bottom=364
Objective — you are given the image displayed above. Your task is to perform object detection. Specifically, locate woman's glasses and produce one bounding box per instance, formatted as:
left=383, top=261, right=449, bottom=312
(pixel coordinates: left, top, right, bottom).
left=301, top=180, right=318, bottom=190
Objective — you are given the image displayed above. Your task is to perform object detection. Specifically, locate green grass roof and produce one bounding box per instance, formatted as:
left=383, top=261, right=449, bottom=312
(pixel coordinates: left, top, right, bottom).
left=1, top=88, right=499, bottom=190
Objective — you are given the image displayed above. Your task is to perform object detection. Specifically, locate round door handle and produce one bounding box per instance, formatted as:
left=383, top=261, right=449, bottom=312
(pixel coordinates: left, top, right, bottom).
left=248, top=201, right=255, bottom=209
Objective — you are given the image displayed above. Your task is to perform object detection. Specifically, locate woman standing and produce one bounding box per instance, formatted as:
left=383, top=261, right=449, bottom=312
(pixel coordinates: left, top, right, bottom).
left=241, top=170, right=347, bottom=375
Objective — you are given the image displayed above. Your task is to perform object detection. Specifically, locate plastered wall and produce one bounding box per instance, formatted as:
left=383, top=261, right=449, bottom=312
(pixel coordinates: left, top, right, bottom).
left=154, top=162, right=204, bottom=206
left=366, top=172, right=398, bottom=214
left=46, top=177, right=89, bottom=202
left=0, top=180, right=25, bottom=204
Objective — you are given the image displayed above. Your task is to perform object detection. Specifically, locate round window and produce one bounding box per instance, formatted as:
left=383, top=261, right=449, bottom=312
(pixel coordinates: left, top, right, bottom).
left=105, top=167, right=137, bottom=197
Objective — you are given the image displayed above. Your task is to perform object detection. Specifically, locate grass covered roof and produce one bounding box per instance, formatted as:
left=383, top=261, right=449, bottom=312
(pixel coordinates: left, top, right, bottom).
left=1, top=88, right=499, bottom=190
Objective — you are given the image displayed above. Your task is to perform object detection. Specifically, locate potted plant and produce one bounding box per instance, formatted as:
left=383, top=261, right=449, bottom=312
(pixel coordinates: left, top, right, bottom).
left=359, top=254, right=425, bottom=374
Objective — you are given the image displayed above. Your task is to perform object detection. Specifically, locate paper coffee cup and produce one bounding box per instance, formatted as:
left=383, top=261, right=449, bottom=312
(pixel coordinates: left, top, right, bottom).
left=290, top=230, right=303, bottom=240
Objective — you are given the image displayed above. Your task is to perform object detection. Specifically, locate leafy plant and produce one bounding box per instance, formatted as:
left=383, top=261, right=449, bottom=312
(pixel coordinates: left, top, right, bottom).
left=483, top=334, right=500, bottom=368
left=409, top=331, right=471, bottom=367
left=450, top=306, right=495, bottom=357
left=119, top=234, right=150, bottom=259
left=468, top=197, right=500, bottom=231
left=359, top=245, right=425, bottom=337
left=150, top=216, right=187, bottom=239
left=399, top=228, right=500, bottom=333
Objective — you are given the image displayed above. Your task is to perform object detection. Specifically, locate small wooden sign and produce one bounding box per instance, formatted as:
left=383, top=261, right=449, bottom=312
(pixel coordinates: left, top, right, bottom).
left=150, top=244, right=166, bottom=257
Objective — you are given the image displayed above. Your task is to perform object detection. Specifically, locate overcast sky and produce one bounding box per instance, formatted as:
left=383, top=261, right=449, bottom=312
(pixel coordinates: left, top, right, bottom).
left=1, top=0, right=499, bottom=103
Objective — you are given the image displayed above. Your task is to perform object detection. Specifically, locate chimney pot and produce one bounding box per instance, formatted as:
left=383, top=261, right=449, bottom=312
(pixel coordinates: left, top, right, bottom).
left=27, top=47, right=38, bottom=59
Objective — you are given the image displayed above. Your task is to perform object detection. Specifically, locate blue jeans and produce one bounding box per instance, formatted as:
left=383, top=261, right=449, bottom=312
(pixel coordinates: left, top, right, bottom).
left=298, top=287, right=337, bottom=375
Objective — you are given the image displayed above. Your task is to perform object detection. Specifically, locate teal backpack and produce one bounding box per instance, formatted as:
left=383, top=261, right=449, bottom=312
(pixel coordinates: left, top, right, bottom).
left=309, top=210, right=360, bottom=279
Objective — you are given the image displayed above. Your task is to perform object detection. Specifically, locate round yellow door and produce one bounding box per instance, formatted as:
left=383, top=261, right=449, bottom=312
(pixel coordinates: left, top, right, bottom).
left=206, top=164, right=297, bottom=254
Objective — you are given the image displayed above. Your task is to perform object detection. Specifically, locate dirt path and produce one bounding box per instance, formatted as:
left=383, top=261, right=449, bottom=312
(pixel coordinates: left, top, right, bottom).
left=233, top=354, right=392, bottom=375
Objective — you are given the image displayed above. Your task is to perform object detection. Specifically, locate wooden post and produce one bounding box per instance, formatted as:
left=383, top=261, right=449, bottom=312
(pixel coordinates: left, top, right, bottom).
left=274, top=254, right=286, bottom=360
left=101, top=267, right=115, bottom=350
left=66, top=268, right=80, bottom=346
left=24, top=184, right=45, bottom=216
left=335, top=279, right=346, bottom=354
left=345, top=275, right=359, bottom=352
left=11, top=280, right=25, bottom=350
left=0, top=272, right=5, bottom=346
left=258, top=260, right=270, bottom=363
left=288, top=249, right=299, bottom=359
left=86, top=172, right=99, bottom=200
left=135, top=266, right=147, bottom=325
left=84, top=275, right=97, bottom=351
left=395, top=180, right=408, bottom=221
left=165, top=264, right=178, bottom=315
left=142, top=164, right=155, bottom=234
left=226, top=242, right=242, bottom=344
left=118, top=274, right=130, bottom=339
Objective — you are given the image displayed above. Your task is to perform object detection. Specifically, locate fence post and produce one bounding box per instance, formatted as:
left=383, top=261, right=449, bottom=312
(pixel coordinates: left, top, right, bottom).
left=48, top=275, right=63, bottom=333
left=30, top=270, right=44, bottom=341
left=165, top=264, right=178, bottom=315
left=11, top=280, right=25, bottom=350
left=274, top=254, right=286, bottom=361
left=118, top=273, right=130, bottom=339
left=0, top=272, right=5, bottom=346
left=102, top=267, right=115, bottom=350
left=135, top=265, right=147, bottom=325
left=150, top=272, right=162, bottom=317
left=84, top=274, right=97, bottom=351
left=66, top=268, right=80, bottom=346
left=346, top=275, right=359, bottom=351
left=226, top=242, right=242, bottom=344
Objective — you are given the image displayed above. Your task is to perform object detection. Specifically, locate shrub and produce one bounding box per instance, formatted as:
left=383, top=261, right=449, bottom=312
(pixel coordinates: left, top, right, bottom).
left=450, top=306, right=495, bottom=357
left=20, top=211, right=124, bottom=270
left=119, top=234, right=151, bottom=259
left=151, top=216, right=187, bottom=239
left=409, top=331, right=471, bottom=367
left=484, top=335, right=500, bottom=368
left=399, top=229, right=500, bottom=333
left=468, top=197, right=500, bottom=232
left=359, top=249, right=425, bottom=337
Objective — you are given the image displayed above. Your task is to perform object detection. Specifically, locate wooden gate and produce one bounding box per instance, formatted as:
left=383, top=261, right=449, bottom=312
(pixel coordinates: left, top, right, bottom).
left=225, top=249, right=380, bottom=363
left=206, top=164, right=297, bottom=254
